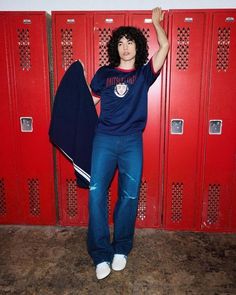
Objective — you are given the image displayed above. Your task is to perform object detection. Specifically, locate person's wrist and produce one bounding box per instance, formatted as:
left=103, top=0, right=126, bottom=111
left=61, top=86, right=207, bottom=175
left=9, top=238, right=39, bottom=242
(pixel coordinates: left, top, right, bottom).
left=153, top=22, right=162, bottom=29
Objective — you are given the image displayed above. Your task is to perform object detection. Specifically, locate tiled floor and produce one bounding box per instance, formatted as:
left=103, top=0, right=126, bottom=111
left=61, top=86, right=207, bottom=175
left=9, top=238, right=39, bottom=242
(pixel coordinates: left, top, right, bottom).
left=0, top=226, right=236, bottom=294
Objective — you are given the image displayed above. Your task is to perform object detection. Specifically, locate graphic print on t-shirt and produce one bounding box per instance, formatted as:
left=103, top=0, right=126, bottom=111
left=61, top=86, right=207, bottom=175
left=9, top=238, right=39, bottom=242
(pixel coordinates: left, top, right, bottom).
left=90, top=60, right=160, bottom=134
left=114, top=82, right=129, bottom=98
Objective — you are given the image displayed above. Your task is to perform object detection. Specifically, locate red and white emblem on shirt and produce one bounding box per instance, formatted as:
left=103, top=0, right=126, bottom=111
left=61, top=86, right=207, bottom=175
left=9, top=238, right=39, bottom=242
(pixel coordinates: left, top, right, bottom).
left=114, top=83, right=129, bottom=98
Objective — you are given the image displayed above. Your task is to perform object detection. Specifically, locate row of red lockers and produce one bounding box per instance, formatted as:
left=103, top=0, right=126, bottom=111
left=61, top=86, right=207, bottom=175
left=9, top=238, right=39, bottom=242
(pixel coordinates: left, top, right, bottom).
left=0, top=9, right=236, bottom=232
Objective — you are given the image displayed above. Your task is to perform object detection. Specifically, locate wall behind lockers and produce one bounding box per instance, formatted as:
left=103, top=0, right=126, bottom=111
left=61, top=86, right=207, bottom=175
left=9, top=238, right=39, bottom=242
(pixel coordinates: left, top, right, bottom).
left=1, top=0, right=236, bottom=12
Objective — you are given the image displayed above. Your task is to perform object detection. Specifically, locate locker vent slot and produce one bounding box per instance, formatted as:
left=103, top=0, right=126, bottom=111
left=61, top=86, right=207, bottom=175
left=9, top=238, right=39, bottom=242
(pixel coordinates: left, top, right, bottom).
left=141, top=28, right=151, bottom=42
left=28, top=178, right=40, bottom=216
left=207, top=184, right=220, bottom=224
left=66, top=179, right=78, bottom=218
left=176, top=27, right=190, bottom=70
left=137, top=180, right=147, bottom=221
left=17, top=28, right=31, bottom=71
left=0, top=178, right=7, bottom=216
left=107, top=189, right=112, bottom=218
left=61, top=29, right=74, bottom=70
left=98, top=28, right=111, bottom=66
left=216, top=27, right=230, bottom=71
left=171, top=182, right=183, bottom=222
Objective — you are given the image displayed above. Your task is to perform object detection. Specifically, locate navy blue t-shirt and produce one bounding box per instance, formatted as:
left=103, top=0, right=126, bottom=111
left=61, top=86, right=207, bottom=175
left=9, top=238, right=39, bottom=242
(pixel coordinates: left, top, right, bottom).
left=90, top=58, right=160, bottom=135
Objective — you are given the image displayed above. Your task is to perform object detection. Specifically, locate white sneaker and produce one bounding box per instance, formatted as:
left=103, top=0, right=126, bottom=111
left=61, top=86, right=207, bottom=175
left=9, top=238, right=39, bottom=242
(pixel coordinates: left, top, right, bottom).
left=95, top=262, right=111, bottom=280
left=111, top=254, right=127, bottom=271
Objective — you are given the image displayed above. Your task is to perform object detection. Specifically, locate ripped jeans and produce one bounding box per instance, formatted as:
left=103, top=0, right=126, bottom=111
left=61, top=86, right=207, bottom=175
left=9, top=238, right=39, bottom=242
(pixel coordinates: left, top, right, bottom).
left=87, top=131, right=143, bottom=266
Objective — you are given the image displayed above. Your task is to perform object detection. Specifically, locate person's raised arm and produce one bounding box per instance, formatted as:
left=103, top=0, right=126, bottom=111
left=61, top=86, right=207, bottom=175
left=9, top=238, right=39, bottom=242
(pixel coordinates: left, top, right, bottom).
left=151, top=7, right=169, bottom=73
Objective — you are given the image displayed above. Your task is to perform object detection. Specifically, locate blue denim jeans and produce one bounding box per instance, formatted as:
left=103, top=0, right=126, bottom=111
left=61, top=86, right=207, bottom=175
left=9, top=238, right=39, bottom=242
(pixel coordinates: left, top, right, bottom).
left=87, top=132, right=143, bottom=266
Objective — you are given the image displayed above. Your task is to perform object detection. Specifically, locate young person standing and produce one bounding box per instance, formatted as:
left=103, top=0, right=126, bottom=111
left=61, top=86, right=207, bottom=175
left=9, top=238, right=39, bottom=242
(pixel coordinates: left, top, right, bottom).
left=87, top=7, right=169, bottom=279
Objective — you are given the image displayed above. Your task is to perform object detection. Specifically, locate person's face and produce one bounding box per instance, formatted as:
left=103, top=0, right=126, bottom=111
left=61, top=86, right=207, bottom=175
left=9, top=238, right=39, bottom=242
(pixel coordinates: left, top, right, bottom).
left=117, top=36, right=136, bottom=63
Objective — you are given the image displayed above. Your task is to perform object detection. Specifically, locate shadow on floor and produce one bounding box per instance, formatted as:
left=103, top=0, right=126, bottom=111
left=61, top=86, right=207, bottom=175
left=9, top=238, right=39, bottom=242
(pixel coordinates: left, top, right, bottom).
left=0, top=226, right=236, bottom=294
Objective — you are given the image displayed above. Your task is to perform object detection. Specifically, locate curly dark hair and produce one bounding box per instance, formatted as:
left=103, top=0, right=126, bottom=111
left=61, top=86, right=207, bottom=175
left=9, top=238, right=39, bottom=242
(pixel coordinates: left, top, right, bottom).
left=107, top=26, right=149, bottom=69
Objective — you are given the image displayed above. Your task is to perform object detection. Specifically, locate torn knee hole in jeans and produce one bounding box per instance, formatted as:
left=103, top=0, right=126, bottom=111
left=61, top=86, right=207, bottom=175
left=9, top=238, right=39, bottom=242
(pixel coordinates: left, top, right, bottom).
left=123, top=190, right=137, bottom=199
left=89, top=183, right=98, bottom=191
left=125, top=173, right=137, bottom=183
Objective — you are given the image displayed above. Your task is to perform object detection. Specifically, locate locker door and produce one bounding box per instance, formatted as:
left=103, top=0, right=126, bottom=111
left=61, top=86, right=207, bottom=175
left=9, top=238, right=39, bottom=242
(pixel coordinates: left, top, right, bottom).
left=128, top=12, right=167, bottom=227
left=8, top=12, right=56, bottom=224
left=52, top=12, right=93, bottom=225
left=201, top=11, right=236, bottom=232
left=93, top=13, right=126, bottom=71
left=163, top=11, right=208, bottom=230
left=52, top=13, right=92, bottom=82
left=0, top=14, right=21, bottom=224
left=93, top=13, right=126, bottom=224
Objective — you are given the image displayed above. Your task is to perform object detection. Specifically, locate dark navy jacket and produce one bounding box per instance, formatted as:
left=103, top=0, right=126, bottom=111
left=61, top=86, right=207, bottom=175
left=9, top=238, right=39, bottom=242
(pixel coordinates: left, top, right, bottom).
left=49, top=61, right=98, bottom=188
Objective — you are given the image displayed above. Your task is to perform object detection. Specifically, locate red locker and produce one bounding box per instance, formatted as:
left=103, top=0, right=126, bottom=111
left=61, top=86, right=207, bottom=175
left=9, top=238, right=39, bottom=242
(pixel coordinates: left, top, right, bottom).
left=0, top=13, right=21, bottom=223
left=163, top=11, right=209, bottom=230
left=201, top=10, right=236, bottom=232
left=128, top=12, right=167, bottom=227
left=52, top=12, right=94, bottom=226
left=0, top=12, right=56, bottom=225
left=92, top=12, right=166, bottom=227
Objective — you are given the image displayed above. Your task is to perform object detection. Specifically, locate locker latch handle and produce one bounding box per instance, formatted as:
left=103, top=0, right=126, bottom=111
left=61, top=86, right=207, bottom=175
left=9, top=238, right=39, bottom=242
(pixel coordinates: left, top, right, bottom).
left=209, top=120, right=222, bottom=135
left=20, top=117, right=33, bottom=132
left=171, top=119, right=184, bottom=135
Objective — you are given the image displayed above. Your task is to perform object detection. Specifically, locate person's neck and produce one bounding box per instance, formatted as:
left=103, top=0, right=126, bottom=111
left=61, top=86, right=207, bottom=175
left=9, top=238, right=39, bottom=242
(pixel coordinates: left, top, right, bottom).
left=118, top=60, right=135, bottom=70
